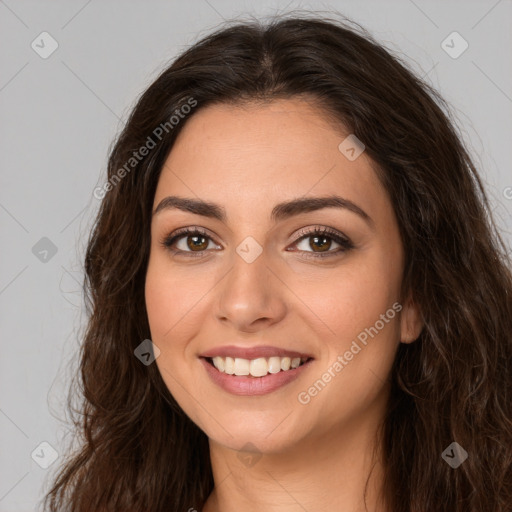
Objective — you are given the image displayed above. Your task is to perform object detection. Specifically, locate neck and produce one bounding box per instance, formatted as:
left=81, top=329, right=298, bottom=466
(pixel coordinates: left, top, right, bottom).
left=202, top=414, right=389, bottom=512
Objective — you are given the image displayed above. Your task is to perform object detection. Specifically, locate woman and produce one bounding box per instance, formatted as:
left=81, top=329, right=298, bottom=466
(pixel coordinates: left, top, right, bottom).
left=43, top=12, right=512, bottom=512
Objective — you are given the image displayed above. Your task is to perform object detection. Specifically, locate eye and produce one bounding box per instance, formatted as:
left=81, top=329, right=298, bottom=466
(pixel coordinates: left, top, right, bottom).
left=289, top=226, right=354, bottom=259
left=159, top=227, right=221, bottom=258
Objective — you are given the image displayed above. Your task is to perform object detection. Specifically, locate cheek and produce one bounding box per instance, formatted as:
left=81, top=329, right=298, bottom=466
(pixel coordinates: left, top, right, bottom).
left=144, top=257, right=206, bottom=417
left=324, top=253, right=402, bottom=389
left=144, top=251, right=208, bottom=341
left=292, top=280, right=401, bottom=428
left=292, top=248, right=402, bottom=342
left=144, top=251, right=216, bottom=403
left=145, top=271, right=176, bottom=341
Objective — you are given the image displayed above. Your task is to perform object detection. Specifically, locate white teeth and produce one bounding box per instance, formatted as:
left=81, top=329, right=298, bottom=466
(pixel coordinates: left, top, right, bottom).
left=224, top=357, right=235, bottom=375
left=267, top=357, right=282, bottom=374
left=234, top=358, right=250, bottom=376
left=212, top=356, right=224, bottom=372
left=210, top=355, right=310, bottom=377
left=249, top=358, right=268, bottom=377
left=280, top=357, right=291, bottom=371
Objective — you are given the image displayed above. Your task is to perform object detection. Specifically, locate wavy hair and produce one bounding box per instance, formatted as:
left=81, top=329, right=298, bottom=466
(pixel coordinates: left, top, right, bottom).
left=42, top=12, right=512, bottom=512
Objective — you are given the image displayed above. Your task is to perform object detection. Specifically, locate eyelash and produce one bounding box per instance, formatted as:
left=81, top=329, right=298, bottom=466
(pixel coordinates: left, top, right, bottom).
left=159, top=226, right=354, bottom=260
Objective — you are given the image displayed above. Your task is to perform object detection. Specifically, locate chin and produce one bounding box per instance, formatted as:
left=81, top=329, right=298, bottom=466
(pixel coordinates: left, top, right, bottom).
left=201, top=412, right=310, bottom=455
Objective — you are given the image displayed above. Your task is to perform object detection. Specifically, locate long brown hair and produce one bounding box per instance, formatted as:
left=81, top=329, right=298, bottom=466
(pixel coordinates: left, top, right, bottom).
left=42, top=12, right=512, bottom=512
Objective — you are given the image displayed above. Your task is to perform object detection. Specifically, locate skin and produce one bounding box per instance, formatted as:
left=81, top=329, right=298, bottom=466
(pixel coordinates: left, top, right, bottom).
left=145, top=98, right=423, bottom=512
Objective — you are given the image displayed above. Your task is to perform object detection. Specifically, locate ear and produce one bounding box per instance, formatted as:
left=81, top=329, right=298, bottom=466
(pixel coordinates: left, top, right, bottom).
left=400, top=293, right=423, bottom=344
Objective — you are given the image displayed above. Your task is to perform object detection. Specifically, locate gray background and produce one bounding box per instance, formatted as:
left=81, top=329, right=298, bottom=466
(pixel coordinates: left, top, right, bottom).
left=1, top=1, right=511, bottom=510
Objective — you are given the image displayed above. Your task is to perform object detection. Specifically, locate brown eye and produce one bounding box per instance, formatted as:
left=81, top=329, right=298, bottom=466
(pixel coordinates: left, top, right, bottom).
left=305, top=234, right=333, bottom=252
left=291, top=227, right=354, bottom=259
left=160, top=227, right=221, bottom=257
left=184, top=234, right=209, bottom=251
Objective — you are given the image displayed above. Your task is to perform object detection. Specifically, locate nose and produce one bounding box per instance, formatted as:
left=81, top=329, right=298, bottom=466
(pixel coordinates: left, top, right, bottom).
left=215, top=250, right=287, bottom=333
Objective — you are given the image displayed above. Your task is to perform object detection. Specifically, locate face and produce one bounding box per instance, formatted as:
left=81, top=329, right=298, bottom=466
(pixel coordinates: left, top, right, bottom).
left=145, top=98, right=422, bottom=454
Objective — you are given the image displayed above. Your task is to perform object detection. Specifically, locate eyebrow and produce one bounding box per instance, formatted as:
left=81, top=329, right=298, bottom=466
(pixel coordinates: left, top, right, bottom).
left=152, top=195, right=374, bottom=228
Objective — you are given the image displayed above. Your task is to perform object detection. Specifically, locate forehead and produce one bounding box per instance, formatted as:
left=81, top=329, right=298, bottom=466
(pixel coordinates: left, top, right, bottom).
left=153, top=98, right=389, bottom=224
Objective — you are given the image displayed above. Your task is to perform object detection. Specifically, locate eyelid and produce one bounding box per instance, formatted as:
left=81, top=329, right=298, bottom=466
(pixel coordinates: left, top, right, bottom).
left=291, top=225, right=351, bottom=244
left=163, top=226, right=221, bottom=249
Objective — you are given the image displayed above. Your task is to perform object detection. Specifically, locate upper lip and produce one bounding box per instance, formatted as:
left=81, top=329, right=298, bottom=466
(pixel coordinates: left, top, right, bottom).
left=199, top=345, right=314, bottom=360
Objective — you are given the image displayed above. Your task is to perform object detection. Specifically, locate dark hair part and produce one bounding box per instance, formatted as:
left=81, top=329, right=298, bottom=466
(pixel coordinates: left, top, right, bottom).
left=42, top=11, right=512, bottom=512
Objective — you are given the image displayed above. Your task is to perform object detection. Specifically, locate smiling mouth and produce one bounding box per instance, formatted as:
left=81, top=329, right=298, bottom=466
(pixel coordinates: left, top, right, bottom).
left=204, top=356, right=313, bottom=378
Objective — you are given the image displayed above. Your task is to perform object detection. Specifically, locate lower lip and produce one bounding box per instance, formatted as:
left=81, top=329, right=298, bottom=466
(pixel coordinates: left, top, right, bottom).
left=200, top=357, right=313, bottom=396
